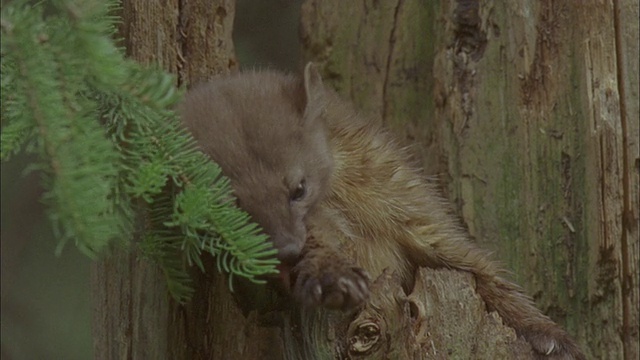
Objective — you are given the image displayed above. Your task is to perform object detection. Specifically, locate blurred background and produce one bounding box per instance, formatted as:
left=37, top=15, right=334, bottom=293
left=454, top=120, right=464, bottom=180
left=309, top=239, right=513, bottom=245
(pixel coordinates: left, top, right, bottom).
left=0, top=1, right=301, bottom=358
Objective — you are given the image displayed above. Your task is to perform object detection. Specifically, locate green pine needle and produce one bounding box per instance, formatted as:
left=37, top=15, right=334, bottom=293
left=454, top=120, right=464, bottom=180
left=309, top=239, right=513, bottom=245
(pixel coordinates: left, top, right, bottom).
left=1, top=0, right=280, bottom=303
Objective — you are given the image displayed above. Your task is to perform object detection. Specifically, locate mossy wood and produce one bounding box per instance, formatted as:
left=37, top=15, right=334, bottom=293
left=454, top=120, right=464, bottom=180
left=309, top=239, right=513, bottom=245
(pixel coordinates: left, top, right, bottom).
left=300, top=0, right=639, bottom=359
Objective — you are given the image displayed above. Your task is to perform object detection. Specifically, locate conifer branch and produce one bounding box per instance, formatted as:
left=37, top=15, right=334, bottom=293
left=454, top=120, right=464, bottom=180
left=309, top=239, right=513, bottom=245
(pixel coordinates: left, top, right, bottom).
left=1, top=1, right=126, bottom=257
left=1, top=0, right=279, bottom=302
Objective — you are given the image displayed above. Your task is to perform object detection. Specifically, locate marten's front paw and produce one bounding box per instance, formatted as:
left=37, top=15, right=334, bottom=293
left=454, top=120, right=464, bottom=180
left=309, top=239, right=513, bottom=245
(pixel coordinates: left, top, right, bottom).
left=292, top=257, right=370, bottom=310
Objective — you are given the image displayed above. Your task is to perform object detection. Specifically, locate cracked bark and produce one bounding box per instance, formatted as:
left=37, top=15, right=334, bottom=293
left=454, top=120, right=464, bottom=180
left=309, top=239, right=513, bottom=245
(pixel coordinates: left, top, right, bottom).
left=301, top=0, right=639, bottom=359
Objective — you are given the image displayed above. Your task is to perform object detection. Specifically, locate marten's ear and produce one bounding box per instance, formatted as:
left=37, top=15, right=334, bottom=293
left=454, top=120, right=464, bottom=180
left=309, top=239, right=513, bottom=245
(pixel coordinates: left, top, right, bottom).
left=303, top=62, right=326, bottom=119
left=304, top=62, right=323, bottom=99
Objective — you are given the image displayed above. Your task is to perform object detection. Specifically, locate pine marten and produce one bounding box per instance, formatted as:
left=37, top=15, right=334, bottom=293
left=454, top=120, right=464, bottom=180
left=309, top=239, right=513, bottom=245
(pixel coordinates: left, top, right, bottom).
left=179, top=63, right=585, bottom=359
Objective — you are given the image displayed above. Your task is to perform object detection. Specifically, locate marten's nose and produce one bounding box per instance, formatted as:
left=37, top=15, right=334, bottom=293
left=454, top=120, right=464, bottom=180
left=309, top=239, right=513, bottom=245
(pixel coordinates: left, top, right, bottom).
left=276, top=242, right=303, bottom=265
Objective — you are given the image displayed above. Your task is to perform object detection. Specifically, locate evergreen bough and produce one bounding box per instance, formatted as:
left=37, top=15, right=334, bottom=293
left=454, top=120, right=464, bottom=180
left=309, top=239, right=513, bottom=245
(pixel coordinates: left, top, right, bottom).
left=0, top=0, right=279, bottom=303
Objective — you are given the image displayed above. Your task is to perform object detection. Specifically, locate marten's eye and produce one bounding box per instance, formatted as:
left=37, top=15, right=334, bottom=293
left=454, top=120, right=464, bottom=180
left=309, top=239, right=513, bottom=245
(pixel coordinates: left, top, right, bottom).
left=290, top=179, right=306, bottom=202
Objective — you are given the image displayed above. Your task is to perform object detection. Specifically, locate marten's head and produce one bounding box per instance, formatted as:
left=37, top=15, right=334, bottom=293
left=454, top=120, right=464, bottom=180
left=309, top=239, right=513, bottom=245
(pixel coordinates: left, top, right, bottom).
left=180, top=63, right=333, bottom=265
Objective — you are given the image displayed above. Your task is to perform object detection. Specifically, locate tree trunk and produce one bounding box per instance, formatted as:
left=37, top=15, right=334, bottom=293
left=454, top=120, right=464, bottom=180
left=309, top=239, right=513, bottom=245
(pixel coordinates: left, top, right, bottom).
left=91, top=1, right=287, bottom=359
left=92, top=0, right=638, bottom=359
left=300, top=0, right=639, bottom=359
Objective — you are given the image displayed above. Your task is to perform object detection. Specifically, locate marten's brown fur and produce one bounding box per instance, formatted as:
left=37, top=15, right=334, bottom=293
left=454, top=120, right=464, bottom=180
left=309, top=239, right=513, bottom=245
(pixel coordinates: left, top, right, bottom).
left=179, top=63, right=585, bottom=359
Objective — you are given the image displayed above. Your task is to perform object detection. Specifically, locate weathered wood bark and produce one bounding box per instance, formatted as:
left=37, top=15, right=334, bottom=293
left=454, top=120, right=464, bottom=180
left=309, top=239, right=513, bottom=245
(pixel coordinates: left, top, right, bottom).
left=288, top=269, right=536, bottom=359
left=407, top=269, right=534, bottom=359
left=91, top=1, right=288, bottom=359
left=301, top=0, right=639, bottom=359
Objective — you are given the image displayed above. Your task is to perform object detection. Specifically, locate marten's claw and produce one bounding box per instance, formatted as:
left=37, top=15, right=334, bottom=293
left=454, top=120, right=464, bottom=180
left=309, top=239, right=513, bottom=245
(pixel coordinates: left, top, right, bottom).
left=292, top=261, right=370, bottom=311
left=522, top=324, right=586, bottom=360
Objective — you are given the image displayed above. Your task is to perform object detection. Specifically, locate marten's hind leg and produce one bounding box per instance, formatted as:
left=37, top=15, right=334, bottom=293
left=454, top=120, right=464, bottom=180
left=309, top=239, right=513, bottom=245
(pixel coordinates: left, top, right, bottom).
left=407, top=233, right=585, bottom=359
